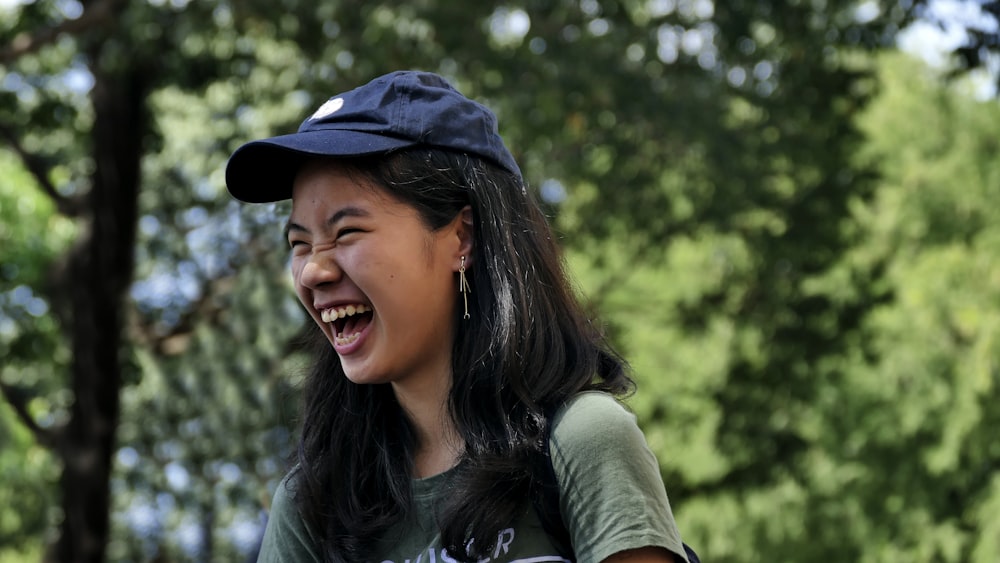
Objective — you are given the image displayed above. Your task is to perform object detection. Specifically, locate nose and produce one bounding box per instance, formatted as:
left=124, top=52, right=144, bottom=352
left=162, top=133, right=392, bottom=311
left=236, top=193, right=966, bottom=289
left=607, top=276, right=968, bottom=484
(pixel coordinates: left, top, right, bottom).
left=297, top=249, right=342, bottom=290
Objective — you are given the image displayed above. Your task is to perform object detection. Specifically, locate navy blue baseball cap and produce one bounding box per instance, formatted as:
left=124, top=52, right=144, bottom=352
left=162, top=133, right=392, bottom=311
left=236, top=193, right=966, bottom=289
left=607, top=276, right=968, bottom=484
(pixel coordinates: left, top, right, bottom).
left=226, top=70, right=522, bottom=203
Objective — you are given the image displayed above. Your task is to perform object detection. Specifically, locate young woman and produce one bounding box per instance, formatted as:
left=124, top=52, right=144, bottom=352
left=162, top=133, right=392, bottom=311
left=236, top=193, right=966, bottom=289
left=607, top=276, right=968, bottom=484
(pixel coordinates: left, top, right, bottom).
left=226, top=71, right=690, bottom=563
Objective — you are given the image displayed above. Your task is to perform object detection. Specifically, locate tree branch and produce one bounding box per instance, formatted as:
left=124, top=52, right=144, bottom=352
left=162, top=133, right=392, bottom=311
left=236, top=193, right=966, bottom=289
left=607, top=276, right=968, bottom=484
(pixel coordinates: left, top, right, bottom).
left=0, top=121, right=82, bottom=217
left=130, top=273, right=237, bottom=356
left=0, top=0, right=118, bottom=64
left=0, top=379, right=58, bottom=449
left=129, top=234, right=291, bottom=355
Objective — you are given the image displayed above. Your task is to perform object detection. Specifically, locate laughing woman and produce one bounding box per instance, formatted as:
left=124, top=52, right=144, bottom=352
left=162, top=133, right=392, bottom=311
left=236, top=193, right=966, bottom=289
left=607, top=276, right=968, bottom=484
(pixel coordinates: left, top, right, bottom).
left=226, top=71, right=692, bottom=563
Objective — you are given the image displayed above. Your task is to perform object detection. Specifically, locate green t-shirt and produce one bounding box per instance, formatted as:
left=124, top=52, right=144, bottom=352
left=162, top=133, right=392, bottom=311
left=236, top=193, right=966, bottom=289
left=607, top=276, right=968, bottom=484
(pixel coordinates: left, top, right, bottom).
left=257, top=392, right=688, bottom=563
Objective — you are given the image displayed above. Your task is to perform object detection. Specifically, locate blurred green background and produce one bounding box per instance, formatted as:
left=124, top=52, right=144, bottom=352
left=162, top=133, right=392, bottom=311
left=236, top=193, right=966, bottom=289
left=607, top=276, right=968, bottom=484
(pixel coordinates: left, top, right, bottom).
left=1, top=0, right=998, bottom=561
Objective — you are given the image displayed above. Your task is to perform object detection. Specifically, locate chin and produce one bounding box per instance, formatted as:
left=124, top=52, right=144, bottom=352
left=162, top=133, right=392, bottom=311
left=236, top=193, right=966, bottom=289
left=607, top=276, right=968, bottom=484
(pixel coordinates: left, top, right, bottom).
left=336, top=357, right=391, bottom=385
left=341, top=370, right=391, bottom=386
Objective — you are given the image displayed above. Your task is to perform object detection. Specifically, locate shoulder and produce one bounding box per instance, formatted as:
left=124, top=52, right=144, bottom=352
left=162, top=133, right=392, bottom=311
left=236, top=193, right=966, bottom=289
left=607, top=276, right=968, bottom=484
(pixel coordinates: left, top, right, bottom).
left=268, top=470, right=306, bottom=515
left=547, top=392, right=689, bottom=563
left=553, top=390, right=635, bottom=422
left=550, top=391, right=644, bottom=453
left=257, top=471, right=322, bottom=562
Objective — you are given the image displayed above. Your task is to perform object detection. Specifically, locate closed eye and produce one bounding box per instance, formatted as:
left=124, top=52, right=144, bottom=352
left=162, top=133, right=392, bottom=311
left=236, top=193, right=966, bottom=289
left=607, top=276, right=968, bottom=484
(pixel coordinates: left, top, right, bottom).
left=336, top=227, right=363, bottom=239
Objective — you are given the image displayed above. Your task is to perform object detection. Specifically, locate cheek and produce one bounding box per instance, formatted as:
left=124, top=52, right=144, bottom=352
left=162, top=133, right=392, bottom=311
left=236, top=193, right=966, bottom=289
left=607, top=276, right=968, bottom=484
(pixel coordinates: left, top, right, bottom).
left=290, top=260, right=307, bottom=296
left=290, top=254, right=305, bottom=280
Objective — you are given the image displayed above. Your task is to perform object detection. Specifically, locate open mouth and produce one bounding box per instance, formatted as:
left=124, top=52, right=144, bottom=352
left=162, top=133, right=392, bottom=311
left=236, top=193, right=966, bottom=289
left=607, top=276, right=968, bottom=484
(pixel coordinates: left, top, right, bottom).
left=320, top=304, right=373, bottom=346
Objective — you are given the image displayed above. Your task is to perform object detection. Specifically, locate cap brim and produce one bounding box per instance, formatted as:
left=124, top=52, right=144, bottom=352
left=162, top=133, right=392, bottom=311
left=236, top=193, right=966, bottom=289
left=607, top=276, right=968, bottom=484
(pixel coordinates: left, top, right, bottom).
left=225, top=129, right=415, bottom=203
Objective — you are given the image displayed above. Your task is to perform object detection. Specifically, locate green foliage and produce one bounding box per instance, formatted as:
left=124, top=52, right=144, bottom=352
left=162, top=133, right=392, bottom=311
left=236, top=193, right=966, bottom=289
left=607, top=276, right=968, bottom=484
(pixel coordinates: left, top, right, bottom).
left=832, top=53, right=1000, bottom=563
left=109, top=251, right=303, bottom=560
left=0, top=403, right=56, bottom=558
left=570, top=50, right=1000, bottom=562
left=0, top=149, right=69, bottom=558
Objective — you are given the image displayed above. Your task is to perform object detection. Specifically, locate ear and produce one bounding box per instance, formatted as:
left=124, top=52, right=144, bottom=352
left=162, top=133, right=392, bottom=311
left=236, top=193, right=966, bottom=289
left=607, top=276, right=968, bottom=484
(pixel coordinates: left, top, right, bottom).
left=454, top=205, right=475, bottom=268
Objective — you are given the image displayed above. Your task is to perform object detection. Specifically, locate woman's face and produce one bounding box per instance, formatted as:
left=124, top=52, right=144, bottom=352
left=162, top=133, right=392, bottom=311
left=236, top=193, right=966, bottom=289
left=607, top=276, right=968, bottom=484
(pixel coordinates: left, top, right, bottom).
left=287, top=160, right=469, bottom=388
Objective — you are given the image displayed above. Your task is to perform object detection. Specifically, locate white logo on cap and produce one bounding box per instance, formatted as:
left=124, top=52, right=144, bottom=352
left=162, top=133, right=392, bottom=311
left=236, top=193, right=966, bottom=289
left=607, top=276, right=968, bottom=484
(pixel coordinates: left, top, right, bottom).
left=310, top=97, right=344, bottom=120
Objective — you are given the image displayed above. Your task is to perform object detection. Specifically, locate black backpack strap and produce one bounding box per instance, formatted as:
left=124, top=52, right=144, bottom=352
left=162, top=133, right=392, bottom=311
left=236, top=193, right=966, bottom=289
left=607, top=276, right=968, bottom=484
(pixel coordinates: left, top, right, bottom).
left=530, top=404, right=575, bottom=559
left=531, top=403, right=702, bottom=563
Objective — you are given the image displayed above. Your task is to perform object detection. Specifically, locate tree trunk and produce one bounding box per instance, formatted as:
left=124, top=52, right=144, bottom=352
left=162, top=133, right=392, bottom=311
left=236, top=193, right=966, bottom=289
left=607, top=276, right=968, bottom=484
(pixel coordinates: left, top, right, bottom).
left=51, top=63, right=147, bottom=562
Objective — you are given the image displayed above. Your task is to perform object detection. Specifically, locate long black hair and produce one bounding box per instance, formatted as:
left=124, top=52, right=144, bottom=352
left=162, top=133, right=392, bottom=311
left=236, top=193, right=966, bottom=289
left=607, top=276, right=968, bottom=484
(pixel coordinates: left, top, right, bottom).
left=290, top=148, right=633, bottom=562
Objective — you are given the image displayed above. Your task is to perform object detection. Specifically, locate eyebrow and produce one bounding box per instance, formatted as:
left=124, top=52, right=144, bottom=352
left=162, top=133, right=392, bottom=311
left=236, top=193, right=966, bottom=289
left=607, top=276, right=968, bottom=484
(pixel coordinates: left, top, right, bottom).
left=283, top=206, right=372, bottom=240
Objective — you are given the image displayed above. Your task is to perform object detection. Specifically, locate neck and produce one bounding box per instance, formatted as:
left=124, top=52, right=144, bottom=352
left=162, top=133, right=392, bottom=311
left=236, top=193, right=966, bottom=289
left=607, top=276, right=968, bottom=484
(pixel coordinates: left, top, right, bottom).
left=392, top=376, right=463, bottom=478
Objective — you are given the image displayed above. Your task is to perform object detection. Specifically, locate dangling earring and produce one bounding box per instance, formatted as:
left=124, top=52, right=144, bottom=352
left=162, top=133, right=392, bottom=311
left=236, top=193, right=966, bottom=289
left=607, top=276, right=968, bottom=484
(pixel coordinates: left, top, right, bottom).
left=459, top=256, right=472, bottom=320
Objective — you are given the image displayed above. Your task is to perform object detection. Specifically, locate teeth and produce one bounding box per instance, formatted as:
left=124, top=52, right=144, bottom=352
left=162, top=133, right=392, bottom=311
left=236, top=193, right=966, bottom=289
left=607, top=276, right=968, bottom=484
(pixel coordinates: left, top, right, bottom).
left=334, top=332, right=360, bottom=346
left=320, top=304, right=370, bottom=347
left=320, top=304, right=369, bottom=324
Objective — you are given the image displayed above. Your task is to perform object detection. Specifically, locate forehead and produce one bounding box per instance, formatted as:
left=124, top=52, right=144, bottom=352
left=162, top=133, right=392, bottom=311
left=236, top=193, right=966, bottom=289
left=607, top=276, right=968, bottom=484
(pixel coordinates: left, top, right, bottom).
left=290, top=160, right=384, bottom=210
left=287, top=159, right=422, bottom=231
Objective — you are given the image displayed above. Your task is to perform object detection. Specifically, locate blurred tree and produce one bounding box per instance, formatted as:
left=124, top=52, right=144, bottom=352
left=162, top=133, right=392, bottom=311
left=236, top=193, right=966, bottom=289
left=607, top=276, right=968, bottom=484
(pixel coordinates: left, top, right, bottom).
left=0, top=148, right=69, bottom=558
left=935, top=0, right=1000, bottom=87
left=0, top=0, right=996, bottom=561
left=571, top=49, right=1000, bottom=562
left=829, top=52, right=1000, bottom=563
left=0, top=0, right=320, bottom=559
